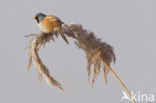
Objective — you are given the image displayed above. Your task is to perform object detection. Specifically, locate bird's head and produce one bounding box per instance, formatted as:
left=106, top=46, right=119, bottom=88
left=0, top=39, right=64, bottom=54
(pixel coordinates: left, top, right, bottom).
left=33, top=13, right=46, bottom=23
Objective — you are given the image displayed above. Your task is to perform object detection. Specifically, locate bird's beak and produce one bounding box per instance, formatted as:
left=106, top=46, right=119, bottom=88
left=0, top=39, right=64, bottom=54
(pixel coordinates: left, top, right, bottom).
left=33, top=17, right=36, bottom=20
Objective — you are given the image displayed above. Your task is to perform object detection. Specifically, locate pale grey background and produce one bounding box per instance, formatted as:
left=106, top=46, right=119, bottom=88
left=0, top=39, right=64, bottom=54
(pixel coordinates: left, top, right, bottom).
left=0, top=0, right=155, bottom=103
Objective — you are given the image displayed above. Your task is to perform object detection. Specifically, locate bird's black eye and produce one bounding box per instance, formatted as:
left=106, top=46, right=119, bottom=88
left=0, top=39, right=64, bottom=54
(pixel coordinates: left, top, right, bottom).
left=36, top=17, right=39, bottom=23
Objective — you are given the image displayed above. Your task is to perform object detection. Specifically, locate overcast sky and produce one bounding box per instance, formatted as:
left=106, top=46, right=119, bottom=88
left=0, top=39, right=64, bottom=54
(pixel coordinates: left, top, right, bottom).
left=0, top=0, right=156, bottom=103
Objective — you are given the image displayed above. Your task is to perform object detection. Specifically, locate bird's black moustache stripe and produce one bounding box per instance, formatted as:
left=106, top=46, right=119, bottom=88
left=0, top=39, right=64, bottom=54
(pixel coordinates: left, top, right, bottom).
left=36, top=17, right=39, bottom=23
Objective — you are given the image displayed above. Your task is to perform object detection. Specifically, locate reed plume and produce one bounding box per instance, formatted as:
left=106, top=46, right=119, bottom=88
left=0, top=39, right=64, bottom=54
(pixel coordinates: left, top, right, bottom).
left=25, top=33, right=63, bottom=91
left=25, top=23, right=136, bottom=103
left=63, top=23, right=116, bottom=87
left=63, top=23, right=136, bottom=103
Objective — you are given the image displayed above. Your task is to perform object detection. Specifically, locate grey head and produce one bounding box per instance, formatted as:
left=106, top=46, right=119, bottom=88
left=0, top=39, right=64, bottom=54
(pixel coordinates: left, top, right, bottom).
left=34, top=13, right=46, bottom=23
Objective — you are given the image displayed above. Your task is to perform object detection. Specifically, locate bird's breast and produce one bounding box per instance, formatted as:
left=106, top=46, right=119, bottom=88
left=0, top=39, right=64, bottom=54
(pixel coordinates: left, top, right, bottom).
left=38, top=23, right=48, bottom=33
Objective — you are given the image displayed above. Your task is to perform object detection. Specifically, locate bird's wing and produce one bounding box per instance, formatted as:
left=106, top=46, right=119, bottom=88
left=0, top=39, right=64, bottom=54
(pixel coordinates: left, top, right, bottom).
left=45, top=15, right=63, bottom=23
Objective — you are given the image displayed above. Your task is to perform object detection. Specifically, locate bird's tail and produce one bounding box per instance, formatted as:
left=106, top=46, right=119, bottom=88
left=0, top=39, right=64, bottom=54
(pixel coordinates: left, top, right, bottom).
left=57, top=26, right=69, bottom=45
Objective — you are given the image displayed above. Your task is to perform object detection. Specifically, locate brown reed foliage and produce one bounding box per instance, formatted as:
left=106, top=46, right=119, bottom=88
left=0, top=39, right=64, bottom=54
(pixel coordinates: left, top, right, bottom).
left=25, top=33, right=63, bottom=91
left=25, top=23, right=135, bottom=103
left=62, top=23, right=136, bottom=103
left=62, top=23, right=116, bottom=87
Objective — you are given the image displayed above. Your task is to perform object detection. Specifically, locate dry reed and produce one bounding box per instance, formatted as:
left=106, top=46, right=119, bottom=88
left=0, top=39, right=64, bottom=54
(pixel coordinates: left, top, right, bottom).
left=25, top=23, right=136, bottom=103
left=63, top=23, right=116, bottom=87
left=63, top=23, right=136, bottom=103
left=25, top=33, right=63, bottom=91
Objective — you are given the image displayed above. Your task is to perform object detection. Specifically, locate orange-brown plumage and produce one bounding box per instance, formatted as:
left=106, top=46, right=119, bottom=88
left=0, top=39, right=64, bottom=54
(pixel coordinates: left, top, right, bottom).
left=33, top=13, right=69, bottom=44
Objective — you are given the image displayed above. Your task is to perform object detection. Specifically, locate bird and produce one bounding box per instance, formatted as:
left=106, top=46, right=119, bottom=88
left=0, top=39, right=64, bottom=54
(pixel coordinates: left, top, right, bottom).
left=33, top=12, right=69, bottom=44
